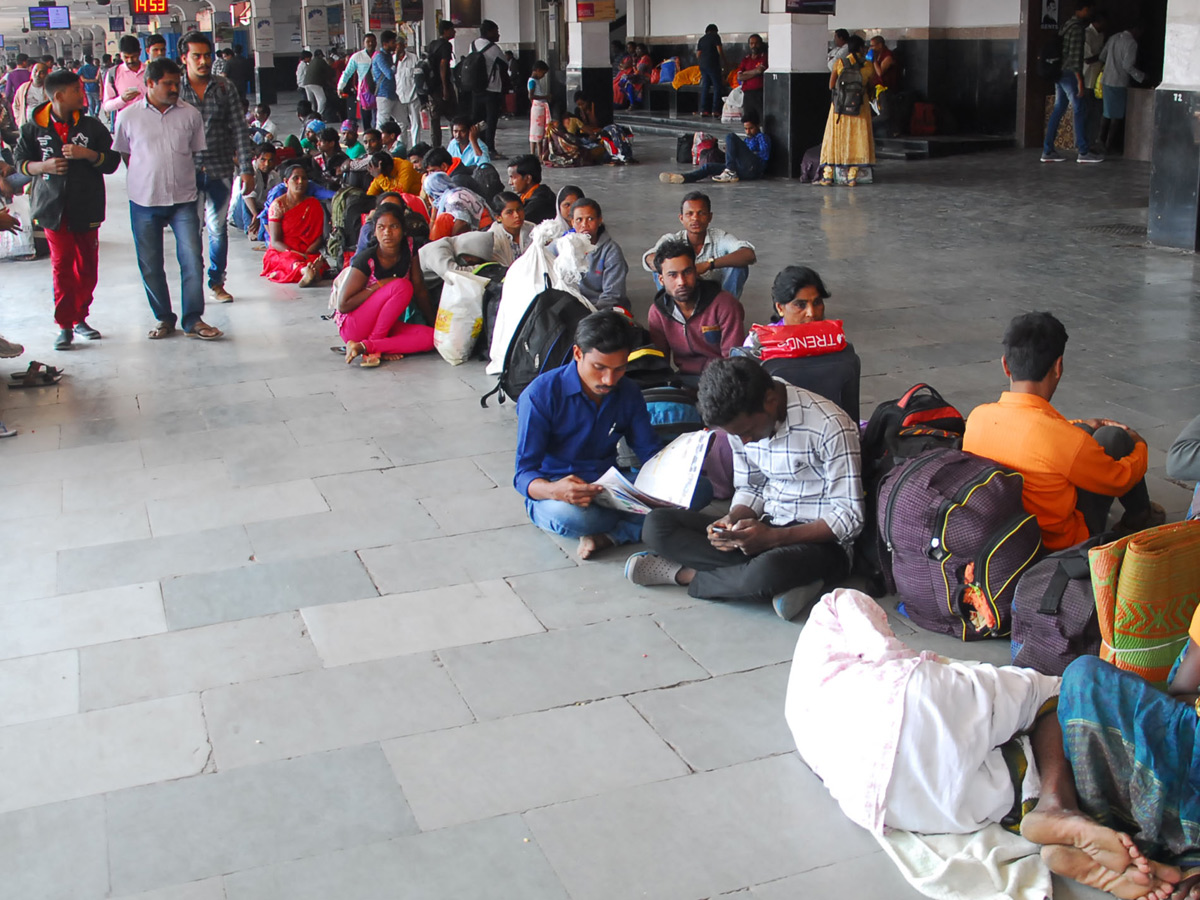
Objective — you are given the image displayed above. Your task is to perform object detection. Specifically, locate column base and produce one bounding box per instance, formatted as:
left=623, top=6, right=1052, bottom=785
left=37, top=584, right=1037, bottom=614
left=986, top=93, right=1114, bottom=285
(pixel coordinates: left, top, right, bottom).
left=1148, top=87, right=1200, bottom=251
left=566, top=66, right=614, bottom=126
left=763, top=72, right=832, bottom=179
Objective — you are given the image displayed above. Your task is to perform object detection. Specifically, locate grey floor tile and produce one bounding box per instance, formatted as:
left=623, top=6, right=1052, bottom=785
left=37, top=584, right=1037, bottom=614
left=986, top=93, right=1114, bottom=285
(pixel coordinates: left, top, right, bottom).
left=0, top=504, right=150, bottom=554
left=244, top=502, right=441, bottom=563
left=470, top=449, right=515, bottom=488
left=749, top=851, right=926, bottom=899
left=417, top=486, right=531, bottom=536
left=202, top=390, right=346, bottom=430
left=525, top=754, right=879, bottom=900
left=162, top=551, right=379, bottom=630
left=223, top=815, right=568, bottom=900
left=62, top=458, right=232, bottom=513
left=0, top=650, right=78, bottom=727
left=56, top=525, right=254, bottom=595
left=359, top=524, right=574, bottom=595
left=302, top=579, right=544, bottom=667
left=385, top=457, right=499, bottom=497
left=224, top=437, right=392, bottom=487
left=438, top=616, right=709, bottom=719
left=0, top=582, right=166, bottom=660
left=106, top=745, right=416, bottom=896
left=112, top=877, right=227, bottom=900
left=0, top=479, right=61, bottom=521
left=0, top=797, right=108, bottom=900
left=56, top=408, right=208, bottom=451
left=0, top=694, right=208, bottom=813
left=0, top=438, right=144, bottom=486
left=374, top=420, right=518, bottom=466
left=653, top=601, right=803, bottom=676
left=138, top=422, right=297, bottom=469
left=629, top=664, right=795, bottom=772
left=146, top=478, right=329, bottom=536
left=382, top=698, right=689, bottom=830
left=0, top=550, right=57, bottom=605
left=201, top=653, right=474, bottom=769
left=80, top=612, right=320, bottom=711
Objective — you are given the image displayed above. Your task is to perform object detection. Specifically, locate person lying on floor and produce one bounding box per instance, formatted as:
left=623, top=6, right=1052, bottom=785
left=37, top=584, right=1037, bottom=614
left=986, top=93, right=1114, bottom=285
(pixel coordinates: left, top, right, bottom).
left=625, top=355, right=863, bottom=621
left=659, top=111, right=771, bottom=185
left=642, top=191, right=757, bottom=299
left=514, top=310, right=713, bottom=560
left=786, top=588, right=1187, bottom=900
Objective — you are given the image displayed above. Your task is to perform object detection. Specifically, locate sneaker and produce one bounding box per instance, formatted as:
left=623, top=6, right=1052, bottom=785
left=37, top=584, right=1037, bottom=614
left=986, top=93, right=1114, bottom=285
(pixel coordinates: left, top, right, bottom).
left=1040, top=150, right=1066, bottom=162
left=54, top=328, right=73, bottom=350
left=73, top=321, right=102, bottom=340
left=0, top=335, right=23, bottom=358
left=1077, top=151, right=1105, bottom=164
left=659, top=172, right=684, bottom=184
left=624, top=551, right=682, bottom=587
left=210, top=285, right=235, bottom=303
left=711, top=169, right=739, bottom=183
left=772, top=580, right=826, bottom=621
left=0, top=421, right=15, bottom=438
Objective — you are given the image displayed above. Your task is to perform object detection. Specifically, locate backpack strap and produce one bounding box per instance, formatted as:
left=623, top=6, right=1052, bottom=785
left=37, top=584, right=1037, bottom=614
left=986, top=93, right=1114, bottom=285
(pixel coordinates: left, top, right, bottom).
left=1038, top=556, right=1091, bottom=615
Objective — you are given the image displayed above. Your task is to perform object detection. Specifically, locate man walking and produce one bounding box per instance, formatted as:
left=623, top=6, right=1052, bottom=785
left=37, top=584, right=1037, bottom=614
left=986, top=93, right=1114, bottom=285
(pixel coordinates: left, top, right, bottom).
left=113, top=58, right=222, bottom=340
left=1042, top=2, right=1103, bottom=163
left=371, top=30, right=399, bottom=126
left=338, top=33, right=377, bottom=129
left=178, top=31, right=255, bottom=304
left=103, top=37, right=149, bottom=121
left=16, top=69, right=119, bottom=349
left=470, top=20, right=507, bottom=158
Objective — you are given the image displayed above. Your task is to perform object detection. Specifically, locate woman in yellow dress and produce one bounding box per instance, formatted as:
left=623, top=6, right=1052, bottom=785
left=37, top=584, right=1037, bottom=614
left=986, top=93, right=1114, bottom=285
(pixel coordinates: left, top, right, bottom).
left=818, top=35, right=876, bottom=186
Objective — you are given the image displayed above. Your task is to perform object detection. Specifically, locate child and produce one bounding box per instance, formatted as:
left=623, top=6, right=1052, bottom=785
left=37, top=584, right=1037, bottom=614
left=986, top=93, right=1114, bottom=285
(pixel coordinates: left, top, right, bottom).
left=250, top=103, right=278, bottom=144
left=15, top=69, right=119, bottom=350
left=488, top=191, right=534, bottom=267
left=527, top=60, right=551, bottom=158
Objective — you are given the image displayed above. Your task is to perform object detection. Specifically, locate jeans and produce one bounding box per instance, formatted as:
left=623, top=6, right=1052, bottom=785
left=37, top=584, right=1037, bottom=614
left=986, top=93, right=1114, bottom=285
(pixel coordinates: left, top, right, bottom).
left=472, top=90, right=503, bottom=153
left=682, top=133, right=765, bottom=182
left=227, top=193, right=257, bottom=234
left=698, top=66, right=722, bottom=115
left=129, top=201, right=206, bottom=332
left=196, top=171, right=233, bottom=289
left=1074, top=423, right=1152, bottom=533
left=526, top=476, right=714, bottom=546
left=1044, top=72, right=1090, bottom=155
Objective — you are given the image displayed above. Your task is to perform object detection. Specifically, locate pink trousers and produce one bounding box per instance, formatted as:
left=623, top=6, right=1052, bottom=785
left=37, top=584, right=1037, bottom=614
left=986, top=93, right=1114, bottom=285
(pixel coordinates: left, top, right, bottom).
left=337, top=278, right=435, bottom=355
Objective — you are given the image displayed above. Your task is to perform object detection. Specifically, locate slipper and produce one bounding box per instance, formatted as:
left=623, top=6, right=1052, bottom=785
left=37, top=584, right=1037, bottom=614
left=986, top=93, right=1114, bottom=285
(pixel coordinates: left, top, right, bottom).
left=185, top=322, right=223, bottom=340
left=9, top=362, right=63, bottom=388
left=9, top=361, right=63, bottom=381
left=330, top=345, right=345, bottom=353
left=360, top=353, right=382, bottom=368
left=148, top=321, right=176, bottom=340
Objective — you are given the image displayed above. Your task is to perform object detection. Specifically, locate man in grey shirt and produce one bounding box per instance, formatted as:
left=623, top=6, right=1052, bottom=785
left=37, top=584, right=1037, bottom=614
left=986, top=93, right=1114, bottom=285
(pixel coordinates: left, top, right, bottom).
left=1167, top=415, right=1200, bottom=519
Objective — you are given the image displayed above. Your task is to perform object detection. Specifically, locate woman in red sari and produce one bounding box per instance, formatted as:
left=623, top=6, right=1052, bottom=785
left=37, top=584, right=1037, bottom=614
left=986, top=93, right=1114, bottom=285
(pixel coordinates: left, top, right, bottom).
left=261, top=165, right=329, bottom=288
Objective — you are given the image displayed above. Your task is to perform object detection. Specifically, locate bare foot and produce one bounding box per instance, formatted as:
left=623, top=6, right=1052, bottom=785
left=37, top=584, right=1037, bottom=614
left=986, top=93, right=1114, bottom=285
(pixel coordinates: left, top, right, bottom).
left=1023, top=808, right=1149, bottom=879
left=1041, top=846, right=1175, bottom=900
left=1170, top=868, right=1200, bottom=900
left=345, top=341, right=366, bottom=365
left=578, top=534, right=614, bottom=560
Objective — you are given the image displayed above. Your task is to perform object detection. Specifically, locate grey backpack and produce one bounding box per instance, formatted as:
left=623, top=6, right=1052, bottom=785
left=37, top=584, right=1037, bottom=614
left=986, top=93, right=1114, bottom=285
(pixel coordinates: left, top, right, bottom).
left=833, top=62, right=865, bottom=116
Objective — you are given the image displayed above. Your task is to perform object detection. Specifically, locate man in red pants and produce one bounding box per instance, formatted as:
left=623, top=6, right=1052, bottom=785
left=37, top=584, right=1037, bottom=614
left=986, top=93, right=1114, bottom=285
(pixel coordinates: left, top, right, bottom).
left=16, top=69, right=119, bottom=350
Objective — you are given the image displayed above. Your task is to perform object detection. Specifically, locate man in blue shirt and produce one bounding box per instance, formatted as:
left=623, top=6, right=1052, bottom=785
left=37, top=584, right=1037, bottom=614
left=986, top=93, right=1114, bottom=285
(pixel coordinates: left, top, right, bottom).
left=661, top=110, right=771, bottom=184
left=372, top=30, right=399, bottom=128
left=515, top=310, right=710, bottom=559
left=447, top=116, right=491, bottom=166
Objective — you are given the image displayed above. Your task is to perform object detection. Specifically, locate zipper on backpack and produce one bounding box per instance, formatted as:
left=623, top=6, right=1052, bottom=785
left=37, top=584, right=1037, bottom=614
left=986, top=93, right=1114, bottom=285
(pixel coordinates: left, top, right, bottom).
left=883, top=451, right=944, bottom=553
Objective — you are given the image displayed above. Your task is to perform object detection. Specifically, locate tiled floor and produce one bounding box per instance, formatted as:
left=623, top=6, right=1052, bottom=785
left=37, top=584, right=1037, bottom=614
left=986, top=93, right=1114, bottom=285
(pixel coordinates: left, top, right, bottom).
left=0, top=112, right=1196, bottom=899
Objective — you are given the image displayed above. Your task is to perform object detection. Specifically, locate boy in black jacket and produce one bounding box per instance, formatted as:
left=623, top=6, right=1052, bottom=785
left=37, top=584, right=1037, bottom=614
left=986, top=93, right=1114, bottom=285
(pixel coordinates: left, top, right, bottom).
left=16, top=69, right=119, bottom=350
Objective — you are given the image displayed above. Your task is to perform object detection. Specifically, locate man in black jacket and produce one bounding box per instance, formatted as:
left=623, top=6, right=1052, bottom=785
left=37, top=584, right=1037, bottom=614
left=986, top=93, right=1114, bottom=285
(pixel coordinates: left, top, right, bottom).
left=16, top=69, right=119, bottom=350
left=506, top=154, right=556, bottom=224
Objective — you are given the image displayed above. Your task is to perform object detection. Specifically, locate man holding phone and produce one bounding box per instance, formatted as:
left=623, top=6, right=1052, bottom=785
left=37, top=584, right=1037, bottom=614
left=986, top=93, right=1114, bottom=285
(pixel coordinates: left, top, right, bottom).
left=626, top=356, right=864, bottom=621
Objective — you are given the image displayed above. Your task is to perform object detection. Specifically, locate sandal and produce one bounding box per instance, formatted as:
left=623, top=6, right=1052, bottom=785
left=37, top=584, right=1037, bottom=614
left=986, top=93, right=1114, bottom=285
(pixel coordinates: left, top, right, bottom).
left=8, top=361, right=63, bottom=389
left=148, top=321, right=176, bottom=340
left=185, top=322, right=223, bottom=340
left=360, top=353, right=382, bottom=368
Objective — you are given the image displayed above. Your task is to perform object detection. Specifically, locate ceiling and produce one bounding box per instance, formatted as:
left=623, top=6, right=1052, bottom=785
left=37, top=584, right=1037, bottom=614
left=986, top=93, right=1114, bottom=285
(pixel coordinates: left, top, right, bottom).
left=0, top=1, right=200, bottom=54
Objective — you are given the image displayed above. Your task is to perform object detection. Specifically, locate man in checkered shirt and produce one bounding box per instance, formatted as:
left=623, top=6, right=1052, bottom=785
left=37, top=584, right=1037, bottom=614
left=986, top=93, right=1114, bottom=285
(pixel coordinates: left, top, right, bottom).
left=627, top=356, right=864, bottom=621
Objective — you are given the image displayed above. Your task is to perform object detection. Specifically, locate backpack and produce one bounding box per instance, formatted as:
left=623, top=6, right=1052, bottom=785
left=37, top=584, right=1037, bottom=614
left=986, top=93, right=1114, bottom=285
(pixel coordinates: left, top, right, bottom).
left=480, top=287, right=591, bottom=407
left=676, top=133, right=694, bottom=165
left=861, top=382, right=964, bottom=483
left=1038, top=31, right=1063, bottom=81
left=326, top=186, right=366, bottom=261
left=877, top=448, right=1044, bottom=641
left=461, top=40, right=497, bottom=94
left=1010, top=533, right=1113, bottom=676
left=469, top=261, right=508, bottom=361
left=414, top=57, right=431, bottom=99
left=833, top=60, right=865, bottom=116
left=615, top=347, right=704, bottom=469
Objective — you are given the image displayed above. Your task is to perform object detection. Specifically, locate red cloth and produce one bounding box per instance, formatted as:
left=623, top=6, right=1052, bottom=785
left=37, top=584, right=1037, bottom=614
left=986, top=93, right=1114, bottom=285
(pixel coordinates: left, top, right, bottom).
left=429, top=211, right=457, bottom=241
left=754, top=320, right=848, bottom=360
left=874, top=48, right=899, bottom=90
left=51, top=118, right=69, bottom=144
left=737, top=52, right=768, bottom=92
left=45, top=227, right=99, bottom=329
left=261, top=196, right=328, bottom=283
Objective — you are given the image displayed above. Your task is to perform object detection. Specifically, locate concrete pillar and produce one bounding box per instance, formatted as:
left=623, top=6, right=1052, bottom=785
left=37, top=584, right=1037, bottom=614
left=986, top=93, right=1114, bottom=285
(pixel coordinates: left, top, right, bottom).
left=763, top=7, right=830, bottom=178
left=1148, top=0, right=1200, bottom=250
left=565, top=0, right=613, bottom=124
left=250, top=0, right=277, bottom=103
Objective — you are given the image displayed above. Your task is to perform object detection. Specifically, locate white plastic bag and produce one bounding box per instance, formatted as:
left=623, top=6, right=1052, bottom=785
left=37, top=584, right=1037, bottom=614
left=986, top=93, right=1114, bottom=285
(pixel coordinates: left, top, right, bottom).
left=0, top=196, right=36, bottom=261
left=721, top=87, right=745, bottom=123
left=434, top=269, right=488, bottom=366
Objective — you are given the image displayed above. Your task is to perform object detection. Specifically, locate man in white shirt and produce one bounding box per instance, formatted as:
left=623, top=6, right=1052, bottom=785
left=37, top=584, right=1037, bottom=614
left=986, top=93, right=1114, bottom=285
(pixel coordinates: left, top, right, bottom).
left=112, top=58, right=222, bottom=341
left=641, top=191, right=757, bottom=299
left=470, top=19, right=507, bottom=158
left=394, top=36, right=421, bottom=149
left=826, top=29, right=851, bottom=71
left=337, top=33, right=377, bottom=129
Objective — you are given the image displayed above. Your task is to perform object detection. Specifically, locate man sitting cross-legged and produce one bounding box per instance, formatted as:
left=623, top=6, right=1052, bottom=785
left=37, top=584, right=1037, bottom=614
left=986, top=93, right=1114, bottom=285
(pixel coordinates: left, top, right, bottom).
left=642, top=191, right=757, bottom=299
left=626, top=355, right=863, bottom=620
left=515, top=310, right=713, bottom=560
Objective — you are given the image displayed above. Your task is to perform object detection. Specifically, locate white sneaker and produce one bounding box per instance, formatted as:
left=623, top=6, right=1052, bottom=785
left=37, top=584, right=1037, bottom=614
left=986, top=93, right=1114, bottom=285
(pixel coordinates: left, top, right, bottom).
left=711, top=169, right=740, bottom=183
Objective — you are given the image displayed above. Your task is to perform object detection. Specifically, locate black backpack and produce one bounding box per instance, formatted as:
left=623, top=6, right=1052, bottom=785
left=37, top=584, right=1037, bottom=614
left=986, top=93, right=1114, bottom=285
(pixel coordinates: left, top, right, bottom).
left=1038, top=32, right=1063, bottom=81
left=461, top=40, right=497, bottom=94
left=468, top=262, right=508, bottom=361
left=833, top=60, right=865, bottom=116
left=480, top=288, right=591, bottom=407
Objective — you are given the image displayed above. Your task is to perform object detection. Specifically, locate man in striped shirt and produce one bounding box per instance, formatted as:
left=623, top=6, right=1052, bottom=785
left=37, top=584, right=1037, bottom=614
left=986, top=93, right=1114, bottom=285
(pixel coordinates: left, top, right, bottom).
left=627, top=356, right=864, bottom=620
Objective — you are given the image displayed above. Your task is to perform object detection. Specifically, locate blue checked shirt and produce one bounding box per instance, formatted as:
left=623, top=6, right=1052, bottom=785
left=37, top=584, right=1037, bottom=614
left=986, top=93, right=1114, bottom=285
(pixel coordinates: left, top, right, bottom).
left=730, top=382, right=864, bottom=551
left=179, top=73, right=254, bottom=179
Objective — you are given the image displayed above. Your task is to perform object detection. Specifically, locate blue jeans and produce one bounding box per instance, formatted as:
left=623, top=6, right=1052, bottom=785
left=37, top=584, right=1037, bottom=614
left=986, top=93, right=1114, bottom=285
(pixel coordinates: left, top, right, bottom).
left=698, top=66, right=722, bottom=116
left=196, top=171, right=233, bottom=289
left=228, top=193, right=256, bottom=234
left=129, top=201, right=206, bottom=332
left=1044, top=72, right=1090, bottom=155
left=526, top=476, right=714, bottom=546
left=682, top=133, right=765, bottom=182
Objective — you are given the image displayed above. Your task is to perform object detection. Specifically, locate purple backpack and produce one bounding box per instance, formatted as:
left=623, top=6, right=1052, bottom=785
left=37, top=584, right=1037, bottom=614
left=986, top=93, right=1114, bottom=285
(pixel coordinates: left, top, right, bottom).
left=877, top=448, right=1043, bottom=641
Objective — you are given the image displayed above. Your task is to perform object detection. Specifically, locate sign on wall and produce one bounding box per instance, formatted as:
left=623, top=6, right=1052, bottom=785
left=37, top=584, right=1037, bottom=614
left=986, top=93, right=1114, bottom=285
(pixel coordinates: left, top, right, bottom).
left=109, top=16, right=125, bottom=32
left=1040, top=0, right=1059, bottom=30
left=577, top=1, right=616, bottom=20
left=305, top=6, right=329, bottom=48
left=254, top=17, right=275, bottom=52
left=784, top=0, right=836, bottom=11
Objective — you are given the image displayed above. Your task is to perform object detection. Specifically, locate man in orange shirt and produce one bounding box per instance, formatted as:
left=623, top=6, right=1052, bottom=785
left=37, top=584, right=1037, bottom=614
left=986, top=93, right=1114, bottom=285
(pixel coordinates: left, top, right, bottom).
left=963, top=312, right=1163, bottom=551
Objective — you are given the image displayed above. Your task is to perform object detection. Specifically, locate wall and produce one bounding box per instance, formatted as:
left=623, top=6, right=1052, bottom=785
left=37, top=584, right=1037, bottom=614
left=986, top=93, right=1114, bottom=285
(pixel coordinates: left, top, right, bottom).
left=929, top=0, right=1020, bottom=29
left=648, top=2, right=768, bottom=37
left=830, top=0, right=930, bottom=30
left=1163, top=0, right=1200, bottom=85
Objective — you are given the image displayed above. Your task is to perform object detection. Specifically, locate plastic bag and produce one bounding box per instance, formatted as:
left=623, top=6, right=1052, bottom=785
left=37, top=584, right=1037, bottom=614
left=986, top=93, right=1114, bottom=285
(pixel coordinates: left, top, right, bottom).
left=0, top=196, right=36, bottom=261
left=434, top=269, right=488, bottom=366
left=753, top=320, right=848, bottom=360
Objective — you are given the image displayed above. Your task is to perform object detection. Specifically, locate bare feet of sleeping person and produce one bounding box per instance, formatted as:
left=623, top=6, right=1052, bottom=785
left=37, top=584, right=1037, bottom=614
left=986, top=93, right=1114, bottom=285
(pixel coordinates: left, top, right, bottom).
left=1170, top=869, right=1200, bottom=900
left=1022, top=808, right=1158, bottom=880
left=577, top=533, right=614, bottom=560
left=1040, top=845, right=1178, bottom=900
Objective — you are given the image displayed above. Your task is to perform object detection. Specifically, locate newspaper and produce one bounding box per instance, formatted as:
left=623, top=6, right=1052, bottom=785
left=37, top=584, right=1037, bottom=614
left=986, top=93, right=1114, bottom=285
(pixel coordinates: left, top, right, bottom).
left=592, top=430, right=713, bottom=514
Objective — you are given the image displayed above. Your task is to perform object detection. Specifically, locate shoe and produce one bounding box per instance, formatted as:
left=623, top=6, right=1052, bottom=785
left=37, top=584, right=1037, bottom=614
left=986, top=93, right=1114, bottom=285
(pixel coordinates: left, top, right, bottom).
left=659, top=172, right=684, bottom=184
left=1040, top=150, right=1066, bottom=162
left=1077, top=151, right=1105, bottom=164
left=73, top=321, right=102, bottom=340
left=54, top=328, right=73, bottom=350
left=624, top=551, right=683, bottom=587
left=0, top=335, right=23, bottom=358
left=772, top=580, right=826, bottom=621
left=0, top=421, right=15, bottom=438
left=711, top=170, right=739, bottom=183
left=210, top=285, right=235, bottom=303
left=1115, top=501, right=1167, bottom=536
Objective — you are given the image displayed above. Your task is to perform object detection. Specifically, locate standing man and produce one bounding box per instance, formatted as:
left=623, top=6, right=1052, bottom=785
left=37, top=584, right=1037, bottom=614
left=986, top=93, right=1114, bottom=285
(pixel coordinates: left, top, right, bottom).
left=146, top=34, right=168, bottom=62
left=735, top=33, right=768, bottom=122
left=300, top=50, right=333, bottom=117
left=1041, top=2, right=1102, bottom=163
left=227, top=46, right=254, bottom=99
left=78, top=56, right=100, bottom=114
left=15, top=69, right=119, bottom=350
left=178, top=31, right=255, bottom=305
left=696, top=24, right=725, bottom=119
left=394, top=36, right=421, bottom=148
left=2, top=55, right=32, bottom=108
left=113, top=57, right=222, bottom=340
left=338, top=33, right=377, bottom=128
left=642, top=191, right=757, bottom=299
left=371, top=30, right=399, bottom=126
left=425, top=20, right=456, bottom=148
left=102, top=37, right=147, bottom=126
left=470, top=20, right=506, bottom=158
left=827, top=29, right=851, bottom=71
left=13, top=61, right=49, bottom=123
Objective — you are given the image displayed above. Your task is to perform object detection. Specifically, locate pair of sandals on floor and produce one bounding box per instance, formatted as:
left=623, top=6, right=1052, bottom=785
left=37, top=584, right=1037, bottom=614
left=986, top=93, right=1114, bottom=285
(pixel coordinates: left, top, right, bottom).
left=147, top=321, right=222, bottom=340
